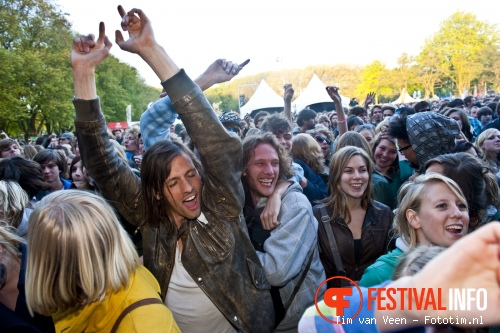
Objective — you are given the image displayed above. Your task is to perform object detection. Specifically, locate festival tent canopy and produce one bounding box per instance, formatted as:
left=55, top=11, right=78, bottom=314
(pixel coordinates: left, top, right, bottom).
left=239, top=79, right=284, bottom=118
left=292, top=73, right=350, bottom=113
left=392, top=88, right=417, bottom=104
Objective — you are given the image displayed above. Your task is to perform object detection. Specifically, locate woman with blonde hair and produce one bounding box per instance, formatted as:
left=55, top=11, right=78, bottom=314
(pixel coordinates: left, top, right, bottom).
left=359, top=173, right=469, bottom=287
left=475, top=128, right=500, bottom=176
left=334, top=131, right=372, bottom=157
left=307, top=125, right=334, bottom=176
left=425, top=152, right=500, bottom=229
left=0, top=226, right=54, bottom=332
left=313, top=146, right=392, bottom=288
left=0, top=180, right=31, bottom=238
left=290, top=134, right=328, bottom=204
left=122, top=125, right=142, bottom=160
left=25, top=190, right=179, bottom=333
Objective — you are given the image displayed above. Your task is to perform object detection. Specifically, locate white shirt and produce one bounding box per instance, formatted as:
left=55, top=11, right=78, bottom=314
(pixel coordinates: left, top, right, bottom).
left=165, top=217, right=235, bottom=333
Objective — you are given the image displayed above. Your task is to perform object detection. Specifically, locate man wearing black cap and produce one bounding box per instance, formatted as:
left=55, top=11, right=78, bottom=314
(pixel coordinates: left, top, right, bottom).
left=218, top=111, right=243, bottom=137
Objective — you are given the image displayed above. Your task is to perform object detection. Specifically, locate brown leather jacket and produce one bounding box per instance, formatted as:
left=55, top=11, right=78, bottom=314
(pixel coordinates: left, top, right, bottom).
left=73, top=70, right=274, bottom=333
left=313, top=201, right=393, bottom=288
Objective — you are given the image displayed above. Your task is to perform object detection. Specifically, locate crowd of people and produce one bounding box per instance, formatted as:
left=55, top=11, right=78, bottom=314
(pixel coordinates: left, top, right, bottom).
left=1, top=5, right=500, bottom=333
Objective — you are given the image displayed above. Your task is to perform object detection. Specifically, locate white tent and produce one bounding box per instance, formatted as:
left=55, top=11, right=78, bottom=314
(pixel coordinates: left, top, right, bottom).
left=392, top=88, right=417, bottom=104
left=239, top=79, right=284, bottom=118
left=292, top=73, right=350, bottom=113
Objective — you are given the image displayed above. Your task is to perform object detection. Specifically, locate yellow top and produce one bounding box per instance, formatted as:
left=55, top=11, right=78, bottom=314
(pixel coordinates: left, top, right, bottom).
left=52, top=265, right=180, bottom=333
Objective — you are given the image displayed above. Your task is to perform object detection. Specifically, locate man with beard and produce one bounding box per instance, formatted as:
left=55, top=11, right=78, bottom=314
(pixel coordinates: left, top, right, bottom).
left=71, top=9, right=273, bottom=332
left=241, top=133, right=325, bottom=332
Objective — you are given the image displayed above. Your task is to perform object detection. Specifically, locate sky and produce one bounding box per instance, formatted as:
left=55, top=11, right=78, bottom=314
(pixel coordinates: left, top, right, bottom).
left=55, top=0, right=500, bottom=88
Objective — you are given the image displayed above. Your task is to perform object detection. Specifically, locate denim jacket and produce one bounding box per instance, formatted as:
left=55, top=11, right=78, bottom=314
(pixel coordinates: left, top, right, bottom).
left=73, top=70, right=274, bottom=333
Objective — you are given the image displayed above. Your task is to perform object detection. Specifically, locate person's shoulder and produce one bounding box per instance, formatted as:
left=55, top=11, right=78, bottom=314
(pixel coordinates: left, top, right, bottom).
left=371, top=201, right=393, bottom=225
left=372, top=200, right=391, bottom=212
left=61, top=178, right=72, bottom=189
left=376, top=247, right=404, bottom=264
left=282, top=182, right=307, bottom=199
left=483, top=118, right=500, bottom=131
left=372, top=171, right=389, bottom=184
left=281, top=183, right=312, bottom=210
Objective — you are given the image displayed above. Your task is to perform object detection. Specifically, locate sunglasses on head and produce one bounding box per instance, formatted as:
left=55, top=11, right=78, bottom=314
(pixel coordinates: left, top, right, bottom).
left=354, top=124, right=374, bottom=132
left=315, top=136, right=331, bottom=145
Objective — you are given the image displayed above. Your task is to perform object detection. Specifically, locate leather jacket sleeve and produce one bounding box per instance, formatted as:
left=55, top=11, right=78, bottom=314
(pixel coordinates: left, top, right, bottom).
left=73, top=98, right=143, bottom=227
left=161, top=69, right=244, bottom=216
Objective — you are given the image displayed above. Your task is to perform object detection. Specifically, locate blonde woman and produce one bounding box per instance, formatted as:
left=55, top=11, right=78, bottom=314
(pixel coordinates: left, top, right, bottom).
left=314, top=146, right=393, bottom=288
left=0, top=180, right=31, bottom=238
left=123, top=125, right=141, bottom=158
left=0, top=226, right=54, bottom=332
left=359, top=173, right=469, bottom=287
left=25, top=190, right=179, bottom=333
left=307, top=125, right=334, bottom=174
left=291, top=134, right=328, bottom=204
left=475, top=128, right=500, bottom=176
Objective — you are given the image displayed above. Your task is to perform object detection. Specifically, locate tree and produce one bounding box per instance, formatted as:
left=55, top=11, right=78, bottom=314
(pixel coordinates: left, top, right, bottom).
left=356, top=61, right=392, bottom=104
left=416, top=46, right=449, bottom=99
left=0, top=0, right=74, bottom=139
left=0, top=0, right=160, bottom=138
left=423, top=12, right=499, bottom=96
left=394, top=53, right=417, bottom=93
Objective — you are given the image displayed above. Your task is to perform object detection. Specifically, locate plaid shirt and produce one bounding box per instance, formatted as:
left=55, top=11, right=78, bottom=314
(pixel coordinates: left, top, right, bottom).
left=140, top=96, right=177, bottom=151
left=469, top=117, right=482, bottom=138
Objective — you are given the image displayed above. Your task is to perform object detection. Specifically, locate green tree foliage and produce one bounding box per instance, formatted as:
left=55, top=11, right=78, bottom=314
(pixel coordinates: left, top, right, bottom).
left=94, top=55, right=160, bottom=122
left=415, top=46, right=449, bottom=99
left=394, top=53, right=417, bottom=93
left=424, top=12, right=499, bottom=95
left=356, top=61, right=393, bottom=103
left=0, top=0, right=74, bottom=138
left=0, top=0, right=160, bottom=138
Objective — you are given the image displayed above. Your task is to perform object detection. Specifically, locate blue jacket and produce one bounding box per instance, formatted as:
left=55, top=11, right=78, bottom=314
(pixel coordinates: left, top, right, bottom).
left=293, top=159, right=328, bottom=205
left=0, top=244, right=54, bottom=333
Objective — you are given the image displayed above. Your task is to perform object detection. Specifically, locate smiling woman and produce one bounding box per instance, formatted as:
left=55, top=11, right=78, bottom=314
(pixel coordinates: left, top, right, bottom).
left=359, top=173, right=469, bottom=287
left=475, top=128, right=500, bottom=176
left=313, top=146, right=393, bottom=288
left=370, top=133, right=413, bottom=210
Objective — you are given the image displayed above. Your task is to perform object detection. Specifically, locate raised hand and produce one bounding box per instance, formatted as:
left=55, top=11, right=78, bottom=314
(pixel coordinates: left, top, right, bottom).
left=364, top=91, right=376, bottom=107
left=196, top=59, right=250, bottom=90
left=326, top=86, right=342, bottom=105
left=284, top=83, right=294, bottom=102
left=71, top=22, right=112, bottom=72
left=115, top=6, right=156, bottom=55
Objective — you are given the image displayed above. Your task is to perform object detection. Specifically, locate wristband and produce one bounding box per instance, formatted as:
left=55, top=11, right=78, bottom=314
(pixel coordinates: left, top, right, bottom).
left=337, top=119, right=347, bottom=123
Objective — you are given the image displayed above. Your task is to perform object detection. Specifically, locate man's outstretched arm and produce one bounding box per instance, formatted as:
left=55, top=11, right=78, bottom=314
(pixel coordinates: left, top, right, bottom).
left=141, top=58, right=249, bottom=151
